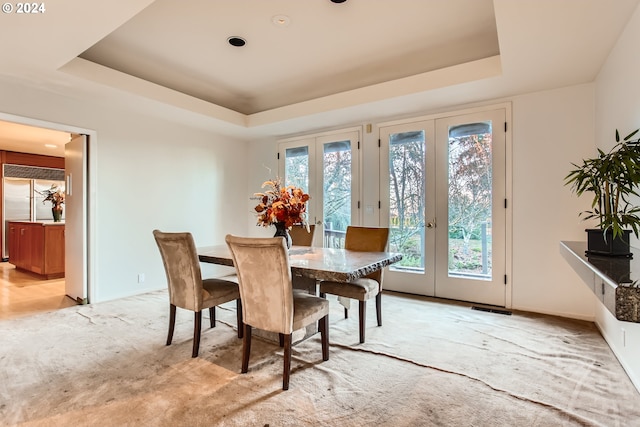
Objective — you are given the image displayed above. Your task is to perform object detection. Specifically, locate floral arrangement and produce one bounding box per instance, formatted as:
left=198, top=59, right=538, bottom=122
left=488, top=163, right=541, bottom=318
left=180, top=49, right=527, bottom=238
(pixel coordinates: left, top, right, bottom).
left=254, top=178, right=310, bottom=228
left=37, top=184, right=65, bottom=207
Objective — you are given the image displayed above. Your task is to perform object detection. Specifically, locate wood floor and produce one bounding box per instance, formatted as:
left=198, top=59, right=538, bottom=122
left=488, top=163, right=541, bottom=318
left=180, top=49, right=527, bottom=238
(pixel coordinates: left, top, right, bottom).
left=0, top=261, right=76, bottom=320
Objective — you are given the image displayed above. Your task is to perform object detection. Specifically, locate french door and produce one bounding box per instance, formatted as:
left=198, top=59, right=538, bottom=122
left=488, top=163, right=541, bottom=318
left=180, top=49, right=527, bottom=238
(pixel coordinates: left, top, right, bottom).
left=380, top=108, right=507, bottom=307
left=278, top=129, right=360, bottom=248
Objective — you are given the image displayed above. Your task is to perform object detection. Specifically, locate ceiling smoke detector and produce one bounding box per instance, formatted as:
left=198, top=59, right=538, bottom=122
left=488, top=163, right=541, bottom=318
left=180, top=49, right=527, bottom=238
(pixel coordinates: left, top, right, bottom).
left=272, top=14, right=291, bottom=27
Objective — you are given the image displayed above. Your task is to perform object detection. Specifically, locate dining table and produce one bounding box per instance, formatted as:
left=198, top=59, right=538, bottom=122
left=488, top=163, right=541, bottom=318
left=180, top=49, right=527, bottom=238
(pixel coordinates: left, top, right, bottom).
left=197, top=244, right=403, bottom=341
left=198, top=244, right=403, bottom=286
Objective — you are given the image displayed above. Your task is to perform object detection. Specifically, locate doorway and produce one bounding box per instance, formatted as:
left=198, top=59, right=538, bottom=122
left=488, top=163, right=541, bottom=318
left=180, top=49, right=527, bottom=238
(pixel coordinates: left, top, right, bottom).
left=278, top=128, right=361, bottom=248
left=0, top=114, right=92, bottom=315
left=380, top=107, right=509, bottom=307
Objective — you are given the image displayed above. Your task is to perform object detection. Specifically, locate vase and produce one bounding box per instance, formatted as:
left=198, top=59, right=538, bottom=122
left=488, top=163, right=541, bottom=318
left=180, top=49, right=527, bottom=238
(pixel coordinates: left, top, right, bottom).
left=273, top=222, right=292, bottom=249
left=52, top=204, right=63, bottom=222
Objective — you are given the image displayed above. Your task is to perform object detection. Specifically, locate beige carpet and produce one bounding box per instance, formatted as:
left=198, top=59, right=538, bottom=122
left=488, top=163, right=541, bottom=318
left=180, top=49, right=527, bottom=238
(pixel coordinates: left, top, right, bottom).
left=1, top=290, right=639, bottom=427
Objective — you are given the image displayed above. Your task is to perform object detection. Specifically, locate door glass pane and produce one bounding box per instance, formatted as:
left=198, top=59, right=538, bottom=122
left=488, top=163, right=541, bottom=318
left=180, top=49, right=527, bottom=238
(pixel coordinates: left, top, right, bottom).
left=323, top=140, right=351, bottom=248
left=388, top=131, right=425, bottom=272
left=447, top=122, right=492, bottom=280
left=284, top=146, right=309, bottom=192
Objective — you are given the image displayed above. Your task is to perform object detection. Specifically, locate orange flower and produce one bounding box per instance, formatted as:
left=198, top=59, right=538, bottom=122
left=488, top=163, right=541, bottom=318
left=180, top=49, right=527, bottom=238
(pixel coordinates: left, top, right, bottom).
left=254, top=178, right=310, bottom=229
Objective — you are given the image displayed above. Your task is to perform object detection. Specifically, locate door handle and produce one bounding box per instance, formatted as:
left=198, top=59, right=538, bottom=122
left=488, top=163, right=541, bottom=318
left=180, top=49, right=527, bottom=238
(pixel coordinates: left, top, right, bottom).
left=66, top=173, right=72, bottom=196
left=426, top=221, right=435, bottom=229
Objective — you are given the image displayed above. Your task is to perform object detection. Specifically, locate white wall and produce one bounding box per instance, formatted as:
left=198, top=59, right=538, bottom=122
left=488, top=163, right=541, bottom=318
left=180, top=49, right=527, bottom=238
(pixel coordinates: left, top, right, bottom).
left=0, top=81, right=248, bottom=302
left=510, top=84, right=597, bottom=319
left=92, top=116, right=248, bottom=301
left=245, top=136, right=279, bottom=237
left=593, top=3, right=640, bottom=390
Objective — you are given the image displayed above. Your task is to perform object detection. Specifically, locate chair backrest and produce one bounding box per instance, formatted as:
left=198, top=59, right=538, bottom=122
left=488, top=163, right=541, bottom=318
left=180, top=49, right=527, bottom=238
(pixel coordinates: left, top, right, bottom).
left=344, top=226, right=390, bottom=284
left=289, top=224, right=315, bottom=246
left=153, top=230, right=204, bottom=311
left=225, top=235, right=294, bottom=334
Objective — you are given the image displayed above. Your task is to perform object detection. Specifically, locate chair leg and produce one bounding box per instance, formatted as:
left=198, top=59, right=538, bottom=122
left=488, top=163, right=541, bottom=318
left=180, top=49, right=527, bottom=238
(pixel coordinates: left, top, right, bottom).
left=359, top=300, right=366, bottom=344
left=376, top=293, right=382, bottom=326
left=166, top=304, right=176, bottom=346
left=283, top=333, right=292, bottom=390
left=209, top=307, right=216, bottom=328
left=319, top=315, right=329, bottom=361
left=241, top=324, right=252, bottom=374
left=344, top=307, right=349, bottom=319
left=192, top=310, right=202, bottom=358
left=279, top=333, right=285, bottom=348
left=236, top=299, right=244, bottom=339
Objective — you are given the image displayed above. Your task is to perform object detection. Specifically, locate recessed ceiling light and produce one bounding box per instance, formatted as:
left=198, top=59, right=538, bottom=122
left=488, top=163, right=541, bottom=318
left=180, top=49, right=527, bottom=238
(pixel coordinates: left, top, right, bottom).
left=330, top=0, right=347, bottom=3
left=227, top=36, right=246, bottom=47
left=272, top=15, right=291, bottom=27
left=44, top=144, right=57, bottom=149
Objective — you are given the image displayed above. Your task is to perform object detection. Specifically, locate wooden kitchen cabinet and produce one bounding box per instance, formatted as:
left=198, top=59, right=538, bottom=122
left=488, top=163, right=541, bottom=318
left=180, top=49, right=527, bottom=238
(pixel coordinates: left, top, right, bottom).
left=8, top=221, right=64, bottom=279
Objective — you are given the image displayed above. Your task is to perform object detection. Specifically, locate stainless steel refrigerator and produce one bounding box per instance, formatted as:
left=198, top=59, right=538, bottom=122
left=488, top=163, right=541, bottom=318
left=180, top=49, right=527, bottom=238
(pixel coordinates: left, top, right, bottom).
left=2, top=165, right=65, bottom=260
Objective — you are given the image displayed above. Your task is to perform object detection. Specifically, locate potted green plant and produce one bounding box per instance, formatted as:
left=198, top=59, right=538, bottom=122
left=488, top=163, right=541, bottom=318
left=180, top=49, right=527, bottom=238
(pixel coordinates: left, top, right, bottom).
left=565, top=128, right=640, bottom=257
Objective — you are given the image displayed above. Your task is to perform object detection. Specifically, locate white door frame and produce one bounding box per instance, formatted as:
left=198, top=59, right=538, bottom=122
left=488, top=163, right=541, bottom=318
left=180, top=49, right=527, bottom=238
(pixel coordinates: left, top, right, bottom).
left=377, top=102, right=513, bottom=308
left=433, top=108, right=507, bottom=306
left=0, top=112, right=97, bottom=304
left=278, top=127, right=363, bottom=245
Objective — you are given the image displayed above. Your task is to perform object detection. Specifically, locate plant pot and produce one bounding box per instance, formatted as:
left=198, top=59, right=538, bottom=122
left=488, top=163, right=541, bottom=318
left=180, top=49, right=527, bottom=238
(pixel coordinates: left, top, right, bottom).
left=585, top=228, right=632, bottom=258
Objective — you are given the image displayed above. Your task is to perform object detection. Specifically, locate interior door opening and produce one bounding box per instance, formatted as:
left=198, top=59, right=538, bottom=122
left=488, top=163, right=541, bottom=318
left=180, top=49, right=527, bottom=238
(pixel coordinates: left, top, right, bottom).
left=0, top=117, right=89, bottom=319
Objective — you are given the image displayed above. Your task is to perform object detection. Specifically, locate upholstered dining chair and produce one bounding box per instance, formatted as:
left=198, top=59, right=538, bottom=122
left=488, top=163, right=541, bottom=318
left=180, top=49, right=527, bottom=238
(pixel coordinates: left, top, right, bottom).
left=318, top=226, right=390, bottom=344
left=289, top=224, right=315, bottom=246
left=153, top=230, right=243, bottom=358
left=225, top=234, right=329, bottom=390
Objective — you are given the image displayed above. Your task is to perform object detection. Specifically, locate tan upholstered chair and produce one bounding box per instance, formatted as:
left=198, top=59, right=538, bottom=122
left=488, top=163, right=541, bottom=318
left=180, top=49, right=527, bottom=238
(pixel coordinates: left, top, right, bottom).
left=289, top=224, right=315, bottom=246
left=225, top=234, right=329, bottom=390
left=153, top=230, right=243, bottom=358
left=319, top=226, right=389, bottom=343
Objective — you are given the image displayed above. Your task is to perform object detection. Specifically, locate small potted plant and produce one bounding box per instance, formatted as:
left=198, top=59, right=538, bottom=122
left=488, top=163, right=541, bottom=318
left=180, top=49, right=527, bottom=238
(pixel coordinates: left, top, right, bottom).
left=565, top=128, right=640, bottom=257
left=37, top=184, right=65, bottom=222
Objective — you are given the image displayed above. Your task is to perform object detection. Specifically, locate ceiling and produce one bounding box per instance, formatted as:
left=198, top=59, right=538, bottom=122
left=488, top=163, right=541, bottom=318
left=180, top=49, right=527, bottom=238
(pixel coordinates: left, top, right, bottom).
left=0, top=121, right=70, bottom=157
left=0, top=0, right=639, bottom=155
left=78, top=0, right=500, bottom=115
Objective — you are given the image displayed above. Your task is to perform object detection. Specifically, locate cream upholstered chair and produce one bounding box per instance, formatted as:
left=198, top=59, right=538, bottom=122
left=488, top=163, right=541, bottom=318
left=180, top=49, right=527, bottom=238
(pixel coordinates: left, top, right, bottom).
left=153, top=230, right=243, bottom=358
left=289, top=224, right=315, bottom=246
left=225, top=234, right=329, bottom=390
left=319, top=226, right=389, bottom=344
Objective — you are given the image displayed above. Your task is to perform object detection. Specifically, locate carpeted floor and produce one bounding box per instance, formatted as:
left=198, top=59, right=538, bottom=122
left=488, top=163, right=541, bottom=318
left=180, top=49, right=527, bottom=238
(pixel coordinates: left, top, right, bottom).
left=1, top=290, right=639, bottom=426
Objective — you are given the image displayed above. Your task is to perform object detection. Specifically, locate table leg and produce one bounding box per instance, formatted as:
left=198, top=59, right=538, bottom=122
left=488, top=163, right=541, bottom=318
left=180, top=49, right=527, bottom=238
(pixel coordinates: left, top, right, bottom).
left=292, top=275, right=317, bottom=295
left=292, top=276, right=319, bottom=342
